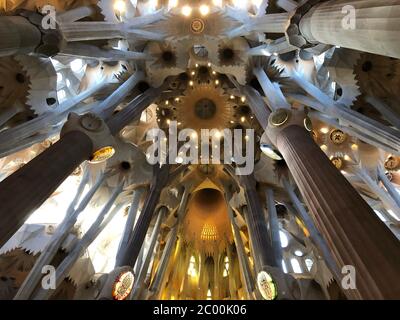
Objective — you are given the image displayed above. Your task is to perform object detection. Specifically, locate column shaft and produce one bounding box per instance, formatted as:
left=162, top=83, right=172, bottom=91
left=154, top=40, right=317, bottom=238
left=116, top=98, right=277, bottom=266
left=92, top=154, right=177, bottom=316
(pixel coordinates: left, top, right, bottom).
left=0, top=131, right=93, bottom=248
left=116, top=188, right=145, bottom=266
left=131, top=207, right=166, bottom=299
left=241, top=174, right=278, bottom=272
left=277, top=125, right=400, bottom=299
left=0, top=16, right=41, bottom=57
left=227, top=203, right=255, bottom=299
left=265, top=188, right=284, bottom=265
left=148, top=227, right=178, bottom=297
left=299, top=0, right=400, bottom=58
left=0, top=87, right=158, bottom=249
left=117, top=165, right=170, bottom=267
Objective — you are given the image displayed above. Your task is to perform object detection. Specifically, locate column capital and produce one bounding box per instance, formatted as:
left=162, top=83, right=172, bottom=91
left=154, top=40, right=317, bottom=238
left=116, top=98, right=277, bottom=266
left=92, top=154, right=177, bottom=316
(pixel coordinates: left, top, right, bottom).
left=8, top=9, right=64, bottom=57
left=265, top=108, right=312, bottom=147
left=285, top=0, right=332, bottom=55
left=61, top=112, right=116, bottom=163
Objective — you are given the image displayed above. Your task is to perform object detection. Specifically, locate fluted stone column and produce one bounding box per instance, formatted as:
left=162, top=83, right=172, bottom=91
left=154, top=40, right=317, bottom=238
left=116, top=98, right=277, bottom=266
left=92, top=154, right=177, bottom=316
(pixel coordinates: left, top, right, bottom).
left=0, top=131, right=93, bottom=248
left=0, top=88, right=159, bottom=248
left=265, top=188, right=283, bottom=265
left=148, top=226, right=178, bottom=298
left=14, top=171, right=106, bottom=300
left=282, top=179, right=340, bottom=279
left=267, top=109, right=400, bottom=299
left=241, top=175, right=297, bottom=300
left=298, top=0, right=400, bottom=59
left=378, top=167, right=400, bottom=209
left=34, top=185, right=124, bottom=300
left=117, top=165, right=170, bottom=268
left=0, top=16, right=41, bottom=57
left=116, top=187, right=146, bottom=266
left=226, top=201, right=255, bottom=299
left=241, top=174, right=277, bottom=272
left=130, top=206, right=167, bottom=300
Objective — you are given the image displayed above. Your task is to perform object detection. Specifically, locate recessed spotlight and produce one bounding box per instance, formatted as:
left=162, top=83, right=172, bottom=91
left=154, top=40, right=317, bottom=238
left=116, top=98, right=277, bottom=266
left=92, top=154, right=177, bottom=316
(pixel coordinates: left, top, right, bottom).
left=113, top=0, right=126, bottom=13
left=181, top=5, right=192, bottom=17
left=199, top=5, right=210, bottom=16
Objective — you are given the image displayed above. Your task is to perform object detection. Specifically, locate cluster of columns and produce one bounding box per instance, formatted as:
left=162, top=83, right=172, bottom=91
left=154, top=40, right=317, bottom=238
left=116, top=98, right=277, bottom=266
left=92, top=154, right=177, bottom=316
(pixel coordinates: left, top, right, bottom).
left=0, top=83, right=161, bottom=249
left=0, top=1, right=399, bottom=301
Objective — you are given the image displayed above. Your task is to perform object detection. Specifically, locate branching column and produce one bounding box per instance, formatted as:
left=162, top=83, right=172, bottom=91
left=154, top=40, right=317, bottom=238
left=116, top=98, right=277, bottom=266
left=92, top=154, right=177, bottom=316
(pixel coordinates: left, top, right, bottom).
left=0, top=131, right=93, bottom=247
left=267, top=109, right=400, bottom=299
left=0, top=88, right=159, bottom=248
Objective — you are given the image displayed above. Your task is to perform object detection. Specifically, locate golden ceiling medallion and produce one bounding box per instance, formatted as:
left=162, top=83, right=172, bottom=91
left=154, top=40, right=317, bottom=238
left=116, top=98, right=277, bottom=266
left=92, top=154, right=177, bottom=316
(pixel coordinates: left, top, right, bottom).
left=191, top=19, right=205, bottom=34
left=112, top=270, right=134, bottom=301
left=331, top=157, right=343, bottom=169
left=89, top=146, right=116, bottom=164
left=257, top=271, right=278, bottom=300
left=329, top=129, right=347, bottom=145
left=384, top=156, right=399, bottom=171
left=270, top=109, right=289, bottom=127
left=175, top=83, right=234, bottom=132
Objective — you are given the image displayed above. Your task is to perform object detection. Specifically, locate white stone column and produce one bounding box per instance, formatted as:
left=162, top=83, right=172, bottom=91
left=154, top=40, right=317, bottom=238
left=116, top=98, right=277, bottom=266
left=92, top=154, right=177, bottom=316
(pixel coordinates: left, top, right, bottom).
left=299, top=0, right=400, bottom=59
left=130, top=206, right=167, bottom=299
left=148, top=226, right=178, bottom=298
left=33, top=183, right=125, bottom=300
left=227, top=202, right=255, bottom=300
left=115, top=187, right=146, bottom=267
left=0, top=16, right=41, bottom=57
left=14, top=171, right=106, bottom=300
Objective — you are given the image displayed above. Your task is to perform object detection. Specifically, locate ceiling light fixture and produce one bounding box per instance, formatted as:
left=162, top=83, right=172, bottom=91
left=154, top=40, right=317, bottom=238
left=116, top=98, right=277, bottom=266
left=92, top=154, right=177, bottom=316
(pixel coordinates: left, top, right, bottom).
left=199, top=5, right=210, bottom=16
left=181, top=5, right=192, bottom=17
